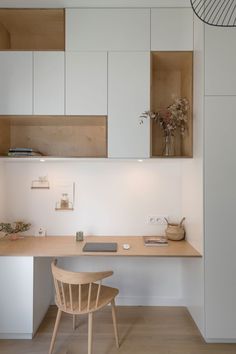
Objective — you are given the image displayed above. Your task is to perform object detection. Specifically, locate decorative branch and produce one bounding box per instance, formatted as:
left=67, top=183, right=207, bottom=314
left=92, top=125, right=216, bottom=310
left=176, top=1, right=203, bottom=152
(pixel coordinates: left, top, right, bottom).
left=0, top=221, right=31, bottom=236
left=140, top=98, right=189, bottom=137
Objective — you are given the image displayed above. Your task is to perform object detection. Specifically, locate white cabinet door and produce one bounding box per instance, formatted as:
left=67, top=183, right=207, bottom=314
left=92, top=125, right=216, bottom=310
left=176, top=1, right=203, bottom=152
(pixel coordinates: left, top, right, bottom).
left=205, top=26, right=236, bottom=95
left=108, top=52, right=150, bottom=158
left=0, top=257, right=34, bottom=338
left=66, top=52, right=107, bottom=115
left=0, top=52, right=32, bottom=115
left=205, top=96, right=236, bottom=339
left=34, top=52, right=64, bottom=115
left=151, top=8, right=193, bottom=50
left=66, top=9, right=150, bottom=51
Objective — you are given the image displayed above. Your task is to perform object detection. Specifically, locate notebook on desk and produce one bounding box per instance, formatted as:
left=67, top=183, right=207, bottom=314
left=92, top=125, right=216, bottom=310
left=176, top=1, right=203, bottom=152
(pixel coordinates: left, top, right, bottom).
left=82, top=242, right=118, bottom=252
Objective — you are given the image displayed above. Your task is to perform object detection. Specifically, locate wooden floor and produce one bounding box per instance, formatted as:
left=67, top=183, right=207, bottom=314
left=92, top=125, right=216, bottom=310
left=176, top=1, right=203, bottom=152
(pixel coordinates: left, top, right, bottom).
left=1, top=306, right=236, bottom=354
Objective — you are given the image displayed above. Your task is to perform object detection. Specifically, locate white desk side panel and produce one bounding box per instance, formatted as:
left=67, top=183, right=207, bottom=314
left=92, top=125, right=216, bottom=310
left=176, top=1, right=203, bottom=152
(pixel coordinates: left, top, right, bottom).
left=108, top=52, right=150, bottom=158
left=0, top=52, right=32, bottom=115
left=205, top=26, right=236, bottom=96
left=66, top=8, right=150, bottom=51
left=0, top=257, right=34, bottom=338
left=66, top=52, right=107, bottom=115
left=33, top=257, right=53, bottom=335
left=151, top=8, right=193, bottom=50
left=205, top=96, right=236, bottom=340
left=33, top=52, right=64, bottom=115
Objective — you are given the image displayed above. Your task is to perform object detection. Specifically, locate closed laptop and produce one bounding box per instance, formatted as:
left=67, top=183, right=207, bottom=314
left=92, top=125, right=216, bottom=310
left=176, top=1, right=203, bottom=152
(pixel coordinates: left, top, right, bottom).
left=83, top=242, right=118, bottom=252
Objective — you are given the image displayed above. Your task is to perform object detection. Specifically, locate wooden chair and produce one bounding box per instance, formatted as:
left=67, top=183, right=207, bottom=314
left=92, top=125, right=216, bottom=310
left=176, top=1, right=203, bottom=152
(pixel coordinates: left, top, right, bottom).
left=49, top=259, right=119, bottom=354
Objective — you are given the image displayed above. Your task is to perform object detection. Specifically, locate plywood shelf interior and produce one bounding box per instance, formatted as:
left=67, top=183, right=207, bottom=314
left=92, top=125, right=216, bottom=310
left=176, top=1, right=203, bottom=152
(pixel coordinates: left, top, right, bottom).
left=151, top=51, right=193, bottom=157
left=0, top=116, right=107, bottom=158
left=0, top=9, right=65, bottom=50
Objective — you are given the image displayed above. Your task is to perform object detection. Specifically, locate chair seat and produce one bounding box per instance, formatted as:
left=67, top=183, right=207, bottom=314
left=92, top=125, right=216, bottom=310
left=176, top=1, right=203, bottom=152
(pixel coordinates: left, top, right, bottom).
left=55, top=283, right=119, bottom=314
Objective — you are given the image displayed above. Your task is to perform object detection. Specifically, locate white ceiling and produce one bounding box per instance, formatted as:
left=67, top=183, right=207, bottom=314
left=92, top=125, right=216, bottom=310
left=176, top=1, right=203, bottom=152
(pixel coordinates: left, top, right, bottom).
left=0, top=0, right=190, bottom=8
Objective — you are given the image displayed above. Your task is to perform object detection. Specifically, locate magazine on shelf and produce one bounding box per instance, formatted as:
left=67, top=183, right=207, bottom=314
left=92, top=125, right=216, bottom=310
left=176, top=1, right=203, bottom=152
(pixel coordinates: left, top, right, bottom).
left=143, top=236, right=168, bottom=247
left=8, top=147, right=43, bottom=157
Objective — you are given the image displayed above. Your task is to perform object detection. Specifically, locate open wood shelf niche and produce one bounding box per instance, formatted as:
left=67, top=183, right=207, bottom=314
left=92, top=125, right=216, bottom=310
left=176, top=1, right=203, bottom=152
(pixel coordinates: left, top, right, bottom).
left=0, top=9, right=65, bottom=50
left=151, top=51, right=193, bottom=158
left=0, top=116, right=107, bottom=158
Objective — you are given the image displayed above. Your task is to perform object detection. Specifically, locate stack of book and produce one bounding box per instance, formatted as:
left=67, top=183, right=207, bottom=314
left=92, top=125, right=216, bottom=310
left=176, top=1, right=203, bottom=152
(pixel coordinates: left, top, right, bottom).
left=143, top=236, right=169, bottom=247
left=8, top=148, right=43, bottom=157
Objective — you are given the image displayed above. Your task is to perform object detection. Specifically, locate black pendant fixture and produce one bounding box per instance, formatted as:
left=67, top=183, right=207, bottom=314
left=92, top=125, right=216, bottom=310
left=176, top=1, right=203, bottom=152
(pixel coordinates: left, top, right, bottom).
left=190, top=0, right=236, bottom=27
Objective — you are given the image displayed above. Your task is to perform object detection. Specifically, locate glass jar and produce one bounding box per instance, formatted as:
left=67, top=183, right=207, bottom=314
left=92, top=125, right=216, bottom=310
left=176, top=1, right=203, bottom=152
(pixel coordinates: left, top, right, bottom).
left=60, top=193, right=69, bottom=209
left=162, top=134, right=175, bottom=156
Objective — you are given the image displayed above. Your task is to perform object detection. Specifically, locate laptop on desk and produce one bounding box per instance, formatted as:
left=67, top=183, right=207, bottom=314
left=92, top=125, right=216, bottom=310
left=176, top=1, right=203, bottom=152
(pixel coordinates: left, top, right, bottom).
left=82, top=242, right=118, bottom=252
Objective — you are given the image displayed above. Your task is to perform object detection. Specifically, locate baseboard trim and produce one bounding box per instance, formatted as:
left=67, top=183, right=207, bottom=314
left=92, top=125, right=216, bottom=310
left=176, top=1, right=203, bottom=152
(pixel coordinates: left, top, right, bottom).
left=116, top=295, right=185, bottom=306
left=0, top=333, right=33, bottom=339
left=205, top=338, right=236, bottom=343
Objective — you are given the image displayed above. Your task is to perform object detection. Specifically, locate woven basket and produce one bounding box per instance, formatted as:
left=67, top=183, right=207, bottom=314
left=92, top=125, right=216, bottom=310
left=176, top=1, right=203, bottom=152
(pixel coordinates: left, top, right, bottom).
left=165, top=217, right=185, bottom=241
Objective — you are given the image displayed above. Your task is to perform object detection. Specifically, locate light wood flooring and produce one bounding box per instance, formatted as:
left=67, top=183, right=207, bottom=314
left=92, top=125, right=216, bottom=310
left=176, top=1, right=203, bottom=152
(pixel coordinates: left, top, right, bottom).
left=1, top=306, right=236, bottom=354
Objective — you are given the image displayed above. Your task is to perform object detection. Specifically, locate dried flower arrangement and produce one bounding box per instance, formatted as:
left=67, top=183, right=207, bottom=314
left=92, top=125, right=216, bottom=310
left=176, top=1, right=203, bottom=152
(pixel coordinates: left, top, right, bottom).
left=140, top=98, right=189, bottom=137
left=0, top=221, right=31, bottom=240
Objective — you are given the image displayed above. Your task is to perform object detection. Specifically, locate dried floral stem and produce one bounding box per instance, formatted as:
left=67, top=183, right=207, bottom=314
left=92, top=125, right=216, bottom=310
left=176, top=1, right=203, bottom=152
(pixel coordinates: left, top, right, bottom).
left=140, top=98, right=189, bottom=137
left=0, top=221, right=31, bottom=236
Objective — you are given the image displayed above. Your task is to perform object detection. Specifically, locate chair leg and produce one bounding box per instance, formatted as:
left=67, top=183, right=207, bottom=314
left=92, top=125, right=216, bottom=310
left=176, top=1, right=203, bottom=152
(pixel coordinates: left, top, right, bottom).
left=49, top=308, right=62, bottom=354
left=88, top=312, right=93, bottom=354
left=73, top=314, right=76, bottom=330
left=111, top=299, right=119, bottom=348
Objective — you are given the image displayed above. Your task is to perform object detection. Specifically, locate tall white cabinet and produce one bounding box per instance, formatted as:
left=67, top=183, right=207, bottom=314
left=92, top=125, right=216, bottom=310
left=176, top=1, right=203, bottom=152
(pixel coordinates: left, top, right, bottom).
left=204, top=24, right=236, bottom=341
left=205, top=97, right=236, bottom=339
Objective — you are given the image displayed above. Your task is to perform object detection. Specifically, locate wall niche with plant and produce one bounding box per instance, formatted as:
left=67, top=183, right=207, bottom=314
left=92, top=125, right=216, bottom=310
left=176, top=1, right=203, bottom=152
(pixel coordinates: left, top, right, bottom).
left=142, top=51, right=193, bottom=158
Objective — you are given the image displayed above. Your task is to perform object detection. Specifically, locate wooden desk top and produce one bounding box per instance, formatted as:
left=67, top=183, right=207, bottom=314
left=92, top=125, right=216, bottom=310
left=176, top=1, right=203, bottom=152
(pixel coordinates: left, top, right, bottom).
left=0, top=236, right=201, bottom=257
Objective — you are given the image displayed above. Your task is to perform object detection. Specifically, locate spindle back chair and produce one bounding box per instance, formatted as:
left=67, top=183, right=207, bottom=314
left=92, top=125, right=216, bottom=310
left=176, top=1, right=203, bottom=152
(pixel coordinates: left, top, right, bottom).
left=49, top=259, right=119, bottom=354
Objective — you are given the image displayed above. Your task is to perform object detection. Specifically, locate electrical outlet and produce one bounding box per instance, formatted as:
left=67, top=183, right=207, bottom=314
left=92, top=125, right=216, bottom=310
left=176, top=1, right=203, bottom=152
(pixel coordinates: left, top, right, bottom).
left=35, top=227, right=46, bottom=237
left=147, top=215, right=168, bottom=225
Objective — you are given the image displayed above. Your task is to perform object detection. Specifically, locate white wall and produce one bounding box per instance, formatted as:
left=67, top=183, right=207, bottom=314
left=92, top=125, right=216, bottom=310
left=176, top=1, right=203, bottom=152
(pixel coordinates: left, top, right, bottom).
left=3, top=159, right=187, bottom=305
left=59, top=256, right=184, bottom=306
left=4, top=160, right=183, bottom=236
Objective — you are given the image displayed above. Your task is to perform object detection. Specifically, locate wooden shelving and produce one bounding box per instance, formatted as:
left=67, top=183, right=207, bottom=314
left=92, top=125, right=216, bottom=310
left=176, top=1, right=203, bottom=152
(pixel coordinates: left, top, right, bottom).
left=0, top=116, right=107, bottom=158
left=0, top=9, right=65, bottom=50
left=151, top=51, right=193, bottom=157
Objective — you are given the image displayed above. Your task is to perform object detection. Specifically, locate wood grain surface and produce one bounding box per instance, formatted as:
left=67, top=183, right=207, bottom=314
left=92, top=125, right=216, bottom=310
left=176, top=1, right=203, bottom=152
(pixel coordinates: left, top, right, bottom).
left=1, top=306, right=236, bottom=354
left=0, top=236, right=201, bottom=257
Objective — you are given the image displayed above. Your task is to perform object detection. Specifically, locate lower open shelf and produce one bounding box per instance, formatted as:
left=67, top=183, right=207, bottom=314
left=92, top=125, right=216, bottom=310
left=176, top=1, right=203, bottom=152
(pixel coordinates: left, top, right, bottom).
left=0, top=115, right=107, bottom=158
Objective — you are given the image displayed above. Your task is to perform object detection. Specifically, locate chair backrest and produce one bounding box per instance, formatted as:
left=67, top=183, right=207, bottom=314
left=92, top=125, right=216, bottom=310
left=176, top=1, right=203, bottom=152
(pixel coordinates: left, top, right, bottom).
left=51, top=259, right=113, bottom=313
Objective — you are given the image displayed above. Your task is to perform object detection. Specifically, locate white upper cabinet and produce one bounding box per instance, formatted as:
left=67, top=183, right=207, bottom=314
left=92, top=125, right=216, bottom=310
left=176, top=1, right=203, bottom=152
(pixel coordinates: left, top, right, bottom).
left=108, top=52, right=150, bottom=158
left=33, top=52, right=64, bottom=115
left=151, top=8, right=193, bottom=50
left=0, top=52, right=32, bottom=115
left=66, top=9, right=150, bottom=51
left=66, top=52, right=107, bottom=115
left=205, top=26, right=236, bottom=95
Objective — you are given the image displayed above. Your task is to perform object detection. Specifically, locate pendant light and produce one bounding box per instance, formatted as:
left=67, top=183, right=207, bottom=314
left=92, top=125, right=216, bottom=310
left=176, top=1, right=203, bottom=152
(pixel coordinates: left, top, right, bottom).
left=190, top=0, right=236, bottom=27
